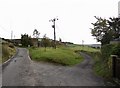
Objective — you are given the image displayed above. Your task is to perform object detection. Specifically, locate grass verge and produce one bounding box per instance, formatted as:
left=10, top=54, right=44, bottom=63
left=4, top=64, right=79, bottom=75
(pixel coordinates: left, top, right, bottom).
left=80, top=50, right=112, bottom=79
left=2, top=43, right=16, bottom=63
left=29, top=47, right=84, bottom=66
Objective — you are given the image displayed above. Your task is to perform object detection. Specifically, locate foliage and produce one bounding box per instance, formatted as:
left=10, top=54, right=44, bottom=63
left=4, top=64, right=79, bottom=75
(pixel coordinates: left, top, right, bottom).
left=31, top=46, right=37, bottom=49
left=2, top=43, right=16, bottom=63
left=41, top=34, right=51, bottom=51
left=29, top=47, right=84, bottom=66
left=80, top=49, right=112, bottom=78
left=101, top=44, right=115, bottom=61
left=50, top=40, right=55, bottom=47
left=87, top=43, right=120, bottom=78
left=108, top=18, right=120, bottom=39
left=59, top=38, right=62, bottom=42
left=2, top=44, right=9, bottom=59
left=111, top=44, right=120, bottom=57
left=9, top=43, right=14, bottom=48
left=91, top=16, right=120, bottom=45
left=101, top=44, right=120, bottom=59
left=33, top=29, right=40, bottom=38
left=21, top=34, right=33, bottom=47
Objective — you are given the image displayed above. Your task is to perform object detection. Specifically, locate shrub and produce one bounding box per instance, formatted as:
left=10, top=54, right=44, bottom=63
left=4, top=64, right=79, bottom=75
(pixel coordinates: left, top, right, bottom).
left=111, top=44, right=120, bottom=57
left=2, top=45, right=9, bottom=59
left=31, top=46, right=37, bottom=49
left=101, top=44, right=115, bottom=61
left=9, top=43, right=14, bottom=48
left=2, top=43, right=16, bottom=63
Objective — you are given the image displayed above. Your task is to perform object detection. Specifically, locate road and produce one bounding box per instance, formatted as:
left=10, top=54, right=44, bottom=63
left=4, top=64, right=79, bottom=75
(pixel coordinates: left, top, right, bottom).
left=2, top=48, right=105, bottom=86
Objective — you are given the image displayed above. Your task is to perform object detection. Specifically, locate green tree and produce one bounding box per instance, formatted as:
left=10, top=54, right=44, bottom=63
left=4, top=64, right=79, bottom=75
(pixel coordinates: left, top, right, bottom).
left=21, top=34, right=32, bottom=47
left=107, top=17, right=120, bottom=39
left=41, top=34, right=50, bottom=51
left=33, top=29, right=40, bottom=47
left=59, top=38, right=62, bottom=42
left=91, top=16, right=113, bottom=45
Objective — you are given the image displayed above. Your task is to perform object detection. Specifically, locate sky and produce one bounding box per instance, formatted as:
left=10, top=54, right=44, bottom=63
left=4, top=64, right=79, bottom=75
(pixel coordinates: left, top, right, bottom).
left=0, top=0, right=119, bottom=44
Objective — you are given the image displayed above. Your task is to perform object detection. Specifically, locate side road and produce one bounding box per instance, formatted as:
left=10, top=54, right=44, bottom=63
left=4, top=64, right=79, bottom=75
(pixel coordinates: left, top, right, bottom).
left=2, top=48, right=35, bottom=86
left=2, top=48, right=105, bottom=86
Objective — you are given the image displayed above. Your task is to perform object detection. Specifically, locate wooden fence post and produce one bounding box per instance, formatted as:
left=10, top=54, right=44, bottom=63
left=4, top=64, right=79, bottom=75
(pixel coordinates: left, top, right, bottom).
left=111, top=55, right=118, bottom=78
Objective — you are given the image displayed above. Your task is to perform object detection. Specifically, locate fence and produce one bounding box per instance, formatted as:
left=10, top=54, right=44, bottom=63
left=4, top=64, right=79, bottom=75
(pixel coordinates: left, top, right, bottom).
left=111, top=55, right=120, bottom=80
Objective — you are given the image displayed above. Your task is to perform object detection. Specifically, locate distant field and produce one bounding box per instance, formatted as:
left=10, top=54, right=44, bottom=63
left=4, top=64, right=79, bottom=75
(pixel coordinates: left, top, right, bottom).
left=29, top=46, right=84, bottom=66
left=67, top=44, right=100, bottom=53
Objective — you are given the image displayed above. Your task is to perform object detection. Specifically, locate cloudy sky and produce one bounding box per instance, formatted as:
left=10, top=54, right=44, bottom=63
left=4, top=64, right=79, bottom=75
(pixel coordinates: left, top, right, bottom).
left=0, top=0, right=119, bottom=44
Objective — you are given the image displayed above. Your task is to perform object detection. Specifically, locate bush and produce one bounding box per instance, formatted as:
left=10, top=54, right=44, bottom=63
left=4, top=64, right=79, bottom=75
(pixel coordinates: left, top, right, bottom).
left=2, top=45, right=9, bottom=57
left=9, top=43, right=14, bottom=48
left=99, top=43, right=120, bottom=78
left=31, top=46, right=37, bottom=49
left=101, top=44, right=120, bottom=59
left=111, top=44, right=120, bottom=57
left=101, top=44, right=115, bottom=61
left=2, top=43, right=16, bottom=63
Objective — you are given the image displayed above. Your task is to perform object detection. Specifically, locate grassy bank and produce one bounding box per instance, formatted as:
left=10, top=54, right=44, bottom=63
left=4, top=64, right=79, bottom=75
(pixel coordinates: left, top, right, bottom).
left=29, top=47, right=84, bottom=66
left=80, top=50, right=112, bottom=79
left=66, top=44, right=111, bottom=78
left=2, top=43, right=16, bottom=63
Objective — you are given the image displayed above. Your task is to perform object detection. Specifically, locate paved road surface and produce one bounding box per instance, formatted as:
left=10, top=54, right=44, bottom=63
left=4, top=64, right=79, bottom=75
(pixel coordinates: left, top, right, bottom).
left=2, top=48, right=105, bottom=86
left=2, top=48, right=35, bottom=86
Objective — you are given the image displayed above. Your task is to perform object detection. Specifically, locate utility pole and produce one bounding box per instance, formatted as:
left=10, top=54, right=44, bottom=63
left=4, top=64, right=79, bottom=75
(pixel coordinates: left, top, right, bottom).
left=14, top=35, right=15, bottom=45
left=49, top=17, right=58, bottom=49
left=11, top=30, right=13, bottom=40
left=82, top=40, right=84, bottom=46
left=82, top=40, right=84, bottom=50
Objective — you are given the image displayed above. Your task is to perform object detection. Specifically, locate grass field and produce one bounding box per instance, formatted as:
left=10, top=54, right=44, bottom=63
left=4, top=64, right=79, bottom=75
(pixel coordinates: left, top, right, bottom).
left=29, top=46, right=84, bottom=66
left=68, top=45, right=100, bottom=52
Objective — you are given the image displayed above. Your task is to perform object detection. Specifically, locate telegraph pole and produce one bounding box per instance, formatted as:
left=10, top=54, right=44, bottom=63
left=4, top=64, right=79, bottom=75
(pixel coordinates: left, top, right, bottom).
left=11, top=30, right=13, bottom=40
left=49, top=17, right=58, bottom=49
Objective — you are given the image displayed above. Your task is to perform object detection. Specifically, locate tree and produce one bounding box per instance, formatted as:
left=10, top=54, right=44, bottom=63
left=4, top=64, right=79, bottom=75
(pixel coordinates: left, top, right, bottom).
left=107, top=17, right=120, bottom=39
left=21, top=34, right=32, bottom=47
left=91, top=16, right=113, bottom=45
left=33, top=29, right=40, bottom=47
left=41, top=34, right=50, bottom=51
left=59, top=38, right=62, bottom=42
left=33, top=29, right=40, bottom=38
